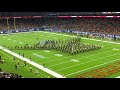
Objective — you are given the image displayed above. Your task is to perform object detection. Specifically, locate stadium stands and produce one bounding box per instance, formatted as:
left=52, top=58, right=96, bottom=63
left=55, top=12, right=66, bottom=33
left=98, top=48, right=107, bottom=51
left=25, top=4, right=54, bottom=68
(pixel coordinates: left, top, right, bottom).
left=0, top=17, right=120, bottom=36
left=0, top=71, right=23, bottom=78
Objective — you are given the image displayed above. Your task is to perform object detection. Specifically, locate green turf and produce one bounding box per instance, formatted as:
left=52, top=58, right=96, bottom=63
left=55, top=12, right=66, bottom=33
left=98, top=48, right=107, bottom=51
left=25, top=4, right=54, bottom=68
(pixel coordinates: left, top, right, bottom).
left=0, top=31, right=120, bottom=78
left=0, top=50, right=53, bottom=78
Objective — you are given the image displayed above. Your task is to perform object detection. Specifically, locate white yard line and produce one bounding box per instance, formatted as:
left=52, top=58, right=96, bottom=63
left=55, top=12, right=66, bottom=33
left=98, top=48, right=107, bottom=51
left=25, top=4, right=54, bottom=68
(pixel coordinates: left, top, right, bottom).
left=116, top=76, right=120, bottom=78
left=65, top=58, right=120, bottom=77
left=41, top=31, right=120, bottom=78
left=0, top=46, right=66, bottom=78
left=10, top=31, right=110, bottom=65
left=1, top=31, right=120, bottom=78
left=48, top=60, right=71, bottom=68
left=56, top=53, right=119, bottom=72
left=48, top=48, right=115, bottom=68
left=44, top=42, right=116, bottom=66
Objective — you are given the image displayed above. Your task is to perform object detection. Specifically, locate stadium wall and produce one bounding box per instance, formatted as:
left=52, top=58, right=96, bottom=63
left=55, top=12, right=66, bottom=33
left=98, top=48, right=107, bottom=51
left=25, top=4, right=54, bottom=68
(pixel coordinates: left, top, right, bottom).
left=0, top=28, right=120, bottom=40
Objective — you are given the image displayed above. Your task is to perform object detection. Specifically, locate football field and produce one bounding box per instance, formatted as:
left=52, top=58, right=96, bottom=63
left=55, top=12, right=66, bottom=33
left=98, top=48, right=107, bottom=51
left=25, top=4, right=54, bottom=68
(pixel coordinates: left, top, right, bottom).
left=0, top=31, right=120, bottom=78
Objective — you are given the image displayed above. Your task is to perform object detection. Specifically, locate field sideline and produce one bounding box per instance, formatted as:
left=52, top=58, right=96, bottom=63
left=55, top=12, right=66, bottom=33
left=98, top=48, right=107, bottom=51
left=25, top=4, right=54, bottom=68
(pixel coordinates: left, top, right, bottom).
left=0, top=31, right=120, bottom=78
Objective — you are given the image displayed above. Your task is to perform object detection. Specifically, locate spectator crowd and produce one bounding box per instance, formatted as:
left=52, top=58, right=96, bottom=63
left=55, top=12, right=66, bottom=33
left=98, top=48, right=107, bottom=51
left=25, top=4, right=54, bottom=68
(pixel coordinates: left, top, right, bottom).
left=0, top=70, right=23, bottom=78
left=0, top=17, right=120, bottom=35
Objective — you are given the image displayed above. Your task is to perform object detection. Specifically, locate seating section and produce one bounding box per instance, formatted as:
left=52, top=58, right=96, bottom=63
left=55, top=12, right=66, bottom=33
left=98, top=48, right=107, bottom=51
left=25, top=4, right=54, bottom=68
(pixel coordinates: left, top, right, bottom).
left=0, top=70, right=23, bottom=78
left=0, top=18, right=120, bottom=35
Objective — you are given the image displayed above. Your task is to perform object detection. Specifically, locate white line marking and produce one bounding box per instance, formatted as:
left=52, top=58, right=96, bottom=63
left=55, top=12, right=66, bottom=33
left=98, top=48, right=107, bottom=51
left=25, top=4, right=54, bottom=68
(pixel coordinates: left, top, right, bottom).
left=48, top=60, right=71, bottom=68
left=42, top=40, right=116, bottom=64
left=1, top=31, right=120, bottom=78
left=71, top=59, right=79, bottom=62
left=116, top=76, right=120, bottom=78
left=14, top=40, right=17, bottom=42
left=0, top=46, right=66, bottom=78
left=4, top=37, right=7, bottom=38
left=33, top=53, right=45, bottom=59
left=47, top=46, right=116, bottom=68
left=46, top=37, right=117, bottom=69
left=26, top=31, right=120, bottom=78
left=19, top=42, right=23, bottom=44
left=55, top=54, right=63, bottom=57
left=8, top=38, right=11, bottom=40
left=43, top=50, right=50, bottom=52
left=65, top=58, right=120, bottom=76
left=112, top=48, right=119, bottom=51
left=56, top=53, right=119, bottom=72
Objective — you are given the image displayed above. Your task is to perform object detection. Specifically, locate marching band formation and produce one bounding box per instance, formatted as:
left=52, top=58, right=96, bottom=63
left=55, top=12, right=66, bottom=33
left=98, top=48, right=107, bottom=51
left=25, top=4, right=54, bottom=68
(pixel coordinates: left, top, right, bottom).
left=4, top=37, right=102, bottom=55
